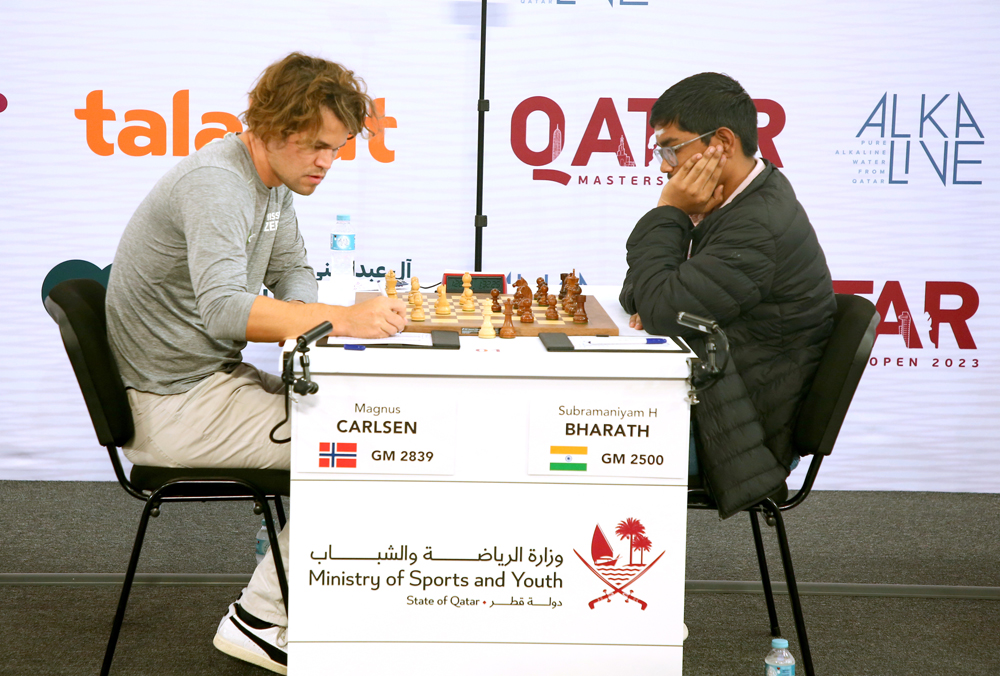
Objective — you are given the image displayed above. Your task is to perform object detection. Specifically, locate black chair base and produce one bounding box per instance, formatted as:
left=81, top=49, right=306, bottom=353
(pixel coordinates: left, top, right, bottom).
left=688, top=490, right=815, bottom=676
left=102, top=474, right=289, bottom=676
left=45, top=277, right=297, bottom=676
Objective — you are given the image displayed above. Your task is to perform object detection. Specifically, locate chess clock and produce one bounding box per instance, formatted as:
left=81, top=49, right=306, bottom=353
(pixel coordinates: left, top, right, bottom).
left=441, top=272, right=507, bottom=294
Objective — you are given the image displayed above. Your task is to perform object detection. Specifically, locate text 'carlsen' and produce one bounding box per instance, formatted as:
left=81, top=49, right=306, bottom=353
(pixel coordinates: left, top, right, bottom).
left=336, top=420, right=417, bottom=434
left=566, top=423, right=649, bottom=437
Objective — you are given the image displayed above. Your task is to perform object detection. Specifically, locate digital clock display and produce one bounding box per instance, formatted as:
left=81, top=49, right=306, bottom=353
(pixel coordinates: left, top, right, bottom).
left=441, top=273, right=507, bottom=294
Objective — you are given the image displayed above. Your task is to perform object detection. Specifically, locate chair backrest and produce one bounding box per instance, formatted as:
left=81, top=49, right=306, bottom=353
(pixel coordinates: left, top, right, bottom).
left=44, top=278, right=134, bottom=448
left=792, top=293, right=879, bottom=457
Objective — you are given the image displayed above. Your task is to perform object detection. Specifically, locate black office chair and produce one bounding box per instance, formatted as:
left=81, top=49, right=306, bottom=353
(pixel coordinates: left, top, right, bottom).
left=688, top=293, right=879, bottom=676
left=44, top=278, right=290, bottom=676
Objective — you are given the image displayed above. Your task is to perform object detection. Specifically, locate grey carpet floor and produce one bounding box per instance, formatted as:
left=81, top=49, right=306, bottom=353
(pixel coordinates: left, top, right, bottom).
left=1, top=482, right=998, bottom=675
left=3, top=586, right=998, bottom=675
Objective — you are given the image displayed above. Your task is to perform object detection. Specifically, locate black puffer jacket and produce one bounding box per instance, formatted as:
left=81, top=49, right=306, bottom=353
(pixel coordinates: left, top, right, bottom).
left=620, top=161, right=836, bottom=518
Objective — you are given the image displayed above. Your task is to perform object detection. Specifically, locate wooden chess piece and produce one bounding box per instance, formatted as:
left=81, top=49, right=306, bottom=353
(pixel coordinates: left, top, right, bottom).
left=545, top=295, right=559, bottom=320
left=566, top=269, right=581, bottom=298
left=561, top=283, right=574, bottom=308
left=435, top=285, right=451, bottom=315
left=385, top=270, right=397, bottom=299
left=411, top=292, right=426, bottom=321
left=520, top=304, right=535, bottom=324
left=499, top=299, right=516, bottom=339
left=408, top=277, right=420, bottom=305
left=490, top=288, right=502, bottom=313
left=478, top=307, right=496, bottom=339
left=536, top=281, right=549, bottom=305
left=518, top=297, right=533, bottom=323
left=460, top=272, right=475, bottom=312
left=573, top=295, right=588, bottom=323
left=534, top=277, right=546, bottom=302
left=513, top=278, right=531, bottom=306
left=558, top=272, right=569, bottom=300
left=563, top=290, right=578, bottom=315
left=461, top=290, right=476, bottom=312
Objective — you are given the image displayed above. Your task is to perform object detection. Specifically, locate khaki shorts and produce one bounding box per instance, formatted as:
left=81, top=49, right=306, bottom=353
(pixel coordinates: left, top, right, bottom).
left=124, top=363, right=290, bottom=470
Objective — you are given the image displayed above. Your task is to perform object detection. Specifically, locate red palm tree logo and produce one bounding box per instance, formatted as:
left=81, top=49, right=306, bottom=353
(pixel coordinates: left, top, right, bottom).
left=615, top=517, right=646, bottom=566
left=633, top=533, right=652, bottom=565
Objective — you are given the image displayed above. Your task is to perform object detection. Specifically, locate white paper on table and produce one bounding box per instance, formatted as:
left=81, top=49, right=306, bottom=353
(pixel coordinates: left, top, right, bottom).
left=323, top=333, right=435, bottom=347
left=567, top=336, right=688, bottom=352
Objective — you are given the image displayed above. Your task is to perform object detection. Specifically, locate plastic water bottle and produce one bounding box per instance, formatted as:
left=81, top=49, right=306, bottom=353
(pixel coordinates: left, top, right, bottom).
left=765, top=638, right=796, bottom=676
left=328, top=213, right=356, bottom=306
left=255, top=519, right=270, bottom=565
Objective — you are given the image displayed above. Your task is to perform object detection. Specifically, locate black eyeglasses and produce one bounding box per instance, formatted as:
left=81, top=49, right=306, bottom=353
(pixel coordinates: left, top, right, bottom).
left=652, top=129, right=720, bottom=167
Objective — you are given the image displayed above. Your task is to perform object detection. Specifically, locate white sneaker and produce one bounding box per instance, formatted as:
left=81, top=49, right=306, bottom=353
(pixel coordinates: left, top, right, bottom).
left=213, top=602, right=288, bottom=675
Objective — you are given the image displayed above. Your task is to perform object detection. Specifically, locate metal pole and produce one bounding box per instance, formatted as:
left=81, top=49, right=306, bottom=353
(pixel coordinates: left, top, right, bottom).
left=474, top=0, right=489, bottom=271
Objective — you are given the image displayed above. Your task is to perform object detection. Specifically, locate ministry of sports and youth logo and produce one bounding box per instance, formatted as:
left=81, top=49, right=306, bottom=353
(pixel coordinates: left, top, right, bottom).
left=510, top=96, right=786, bottom=187
left=841, top=92, right=985, bottom=186
left=574, top=517, right=664, bottom=610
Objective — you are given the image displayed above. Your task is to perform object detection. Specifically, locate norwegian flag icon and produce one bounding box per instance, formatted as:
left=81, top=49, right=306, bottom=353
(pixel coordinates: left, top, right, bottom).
left=319, top=442, right=358, bottom=469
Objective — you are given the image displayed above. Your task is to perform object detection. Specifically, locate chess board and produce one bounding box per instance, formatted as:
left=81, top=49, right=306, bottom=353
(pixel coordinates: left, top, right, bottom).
left=355, top=292, right=620, bottom=337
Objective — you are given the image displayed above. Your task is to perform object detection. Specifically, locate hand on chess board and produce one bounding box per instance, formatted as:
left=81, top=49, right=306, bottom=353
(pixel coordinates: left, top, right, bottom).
left=657, top=144, right=727, bottom=215
left=247, top=285, right=405, bottom=343
left=340, top=296, right=407, bottom=338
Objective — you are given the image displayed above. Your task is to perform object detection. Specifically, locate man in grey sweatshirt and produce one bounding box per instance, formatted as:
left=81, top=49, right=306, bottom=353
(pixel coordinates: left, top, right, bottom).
left=106, top=53, right=404, bottom=674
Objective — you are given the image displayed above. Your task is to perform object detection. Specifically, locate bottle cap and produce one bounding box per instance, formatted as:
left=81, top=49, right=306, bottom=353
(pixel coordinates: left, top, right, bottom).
left=337, top=214, right=351, bottom=221
left=771, top=638, right=789, bottom=649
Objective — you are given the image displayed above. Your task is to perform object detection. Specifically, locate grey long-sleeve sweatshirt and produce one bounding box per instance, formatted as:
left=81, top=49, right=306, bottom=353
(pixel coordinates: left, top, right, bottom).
left=107, top=133, right=317, bottom=394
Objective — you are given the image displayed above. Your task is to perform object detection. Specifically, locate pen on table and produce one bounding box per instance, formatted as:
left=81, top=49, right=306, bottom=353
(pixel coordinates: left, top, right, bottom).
left=583, top=338, right=667, bottom=346
left=344, top=344, right=366, bottom=351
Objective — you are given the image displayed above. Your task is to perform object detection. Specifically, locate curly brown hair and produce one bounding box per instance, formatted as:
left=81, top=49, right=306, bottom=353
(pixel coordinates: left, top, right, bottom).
left=242, top=52, right=377, bottom=146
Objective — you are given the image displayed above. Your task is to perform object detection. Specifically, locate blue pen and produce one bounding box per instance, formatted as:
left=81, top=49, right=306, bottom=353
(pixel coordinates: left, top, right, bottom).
left=584, top=338, right=667, bottom=346
left=344, top=344, right=366, bottom=351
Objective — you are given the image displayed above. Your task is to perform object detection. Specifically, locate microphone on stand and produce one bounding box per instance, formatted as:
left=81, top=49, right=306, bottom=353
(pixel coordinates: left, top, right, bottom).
left=284, top=322, right=332, bottom=396
left=296, top=321, right=333, bottom=350
left=272, top=321, right=332, bottom=443
left=676, top=311, right=729, bottom=388
left=676, top=312, right=719, bottom=334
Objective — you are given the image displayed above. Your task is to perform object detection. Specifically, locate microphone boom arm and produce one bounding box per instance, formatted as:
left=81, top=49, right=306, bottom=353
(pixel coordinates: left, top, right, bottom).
left=676, top=311, right=729, bottom=389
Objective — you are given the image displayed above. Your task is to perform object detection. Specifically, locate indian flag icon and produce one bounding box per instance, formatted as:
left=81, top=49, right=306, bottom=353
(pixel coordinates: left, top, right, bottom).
left=550, top=446, right=587, bottom=471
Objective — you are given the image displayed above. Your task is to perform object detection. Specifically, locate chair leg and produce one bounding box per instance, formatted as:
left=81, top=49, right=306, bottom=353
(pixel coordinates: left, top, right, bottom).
left=261, top=505, right=289, bottom=613
left=102, top=499, right=155, bottom=676
left=749, top=509, right=781, bottom=636
left=761, top=499, right=815, bottom=676
left=275, top=495, right=287, bottom=529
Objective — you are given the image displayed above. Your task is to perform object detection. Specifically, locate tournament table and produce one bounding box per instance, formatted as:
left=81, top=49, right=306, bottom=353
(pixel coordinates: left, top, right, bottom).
left=284, top=285, right=693, bottom=675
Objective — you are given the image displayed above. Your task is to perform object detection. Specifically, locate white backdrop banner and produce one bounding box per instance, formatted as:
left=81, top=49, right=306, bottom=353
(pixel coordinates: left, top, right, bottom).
left=1, top=0, right=998, bottom=491
left=480, top=0, right=1000, bottom=492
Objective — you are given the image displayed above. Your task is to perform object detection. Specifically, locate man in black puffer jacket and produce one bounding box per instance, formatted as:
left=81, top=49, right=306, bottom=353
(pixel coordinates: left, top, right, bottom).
left=620, top=73, right=836, bottom=518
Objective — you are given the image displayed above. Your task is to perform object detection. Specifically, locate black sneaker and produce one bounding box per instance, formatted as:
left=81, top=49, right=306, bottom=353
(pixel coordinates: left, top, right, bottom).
left=213, top=602, right=287, bottom=674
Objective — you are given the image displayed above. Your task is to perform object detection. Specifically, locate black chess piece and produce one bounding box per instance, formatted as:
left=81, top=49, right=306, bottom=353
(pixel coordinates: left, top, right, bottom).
left=573, top=295, right=588, bottom=323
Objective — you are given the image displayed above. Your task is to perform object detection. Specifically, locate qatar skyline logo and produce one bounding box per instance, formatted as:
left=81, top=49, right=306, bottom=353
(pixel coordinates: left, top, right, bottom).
left=834, top=279, right=979, bottom=350
left=511, top=96, right=785, bottom=186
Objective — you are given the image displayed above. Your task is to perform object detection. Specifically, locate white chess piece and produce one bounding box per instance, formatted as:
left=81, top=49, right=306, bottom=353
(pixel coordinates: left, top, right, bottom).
left=478, top=307, right=495, bottom=339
